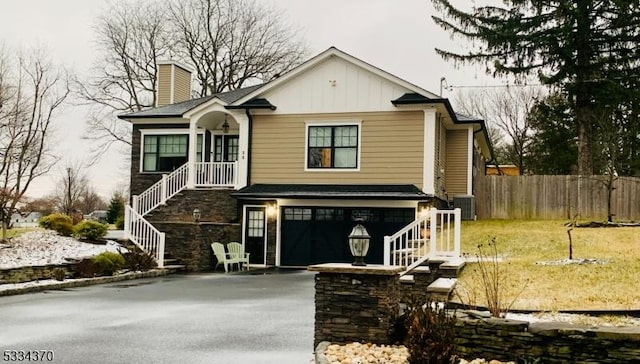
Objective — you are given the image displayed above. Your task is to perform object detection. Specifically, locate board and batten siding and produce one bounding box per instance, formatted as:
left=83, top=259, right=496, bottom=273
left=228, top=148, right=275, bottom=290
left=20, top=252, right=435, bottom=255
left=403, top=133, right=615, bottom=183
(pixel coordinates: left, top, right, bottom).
left=445, top=129, right=469, bottom=197
left=250, top=111, right=424, bottom=187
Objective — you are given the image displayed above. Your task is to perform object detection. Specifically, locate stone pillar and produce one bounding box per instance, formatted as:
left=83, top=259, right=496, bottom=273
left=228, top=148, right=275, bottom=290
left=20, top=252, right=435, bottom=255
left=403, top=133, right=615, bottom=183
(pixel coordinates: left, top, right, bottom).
left=308, top=263, right=403, bottom=347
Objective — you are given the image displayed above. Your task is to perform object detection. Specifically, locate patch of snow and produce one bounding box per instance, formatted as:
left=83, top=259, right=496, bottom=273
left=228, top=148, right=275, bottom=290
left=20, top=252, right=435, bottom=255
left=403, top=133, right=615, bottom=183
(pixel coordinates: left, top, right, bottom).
left=535, top=258, right=607, bottom=266
left=0, top=229, right=125, bottom=269
left=0, top=278, right=63, bottom=292
left=505, top=312, right=640, bottom=327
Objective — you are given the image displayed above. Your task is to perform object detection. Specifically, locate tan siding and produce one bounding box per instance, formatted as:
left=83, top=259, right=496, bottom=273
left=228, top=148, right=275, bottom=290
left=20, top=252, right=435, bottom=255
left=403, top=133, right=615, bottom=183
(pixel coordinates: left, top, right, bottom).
left=445, top=129, right=468, bottom=197
left=157, top=64, right=172, bottom=106
left=251, top=111, right=424, bottom=187
left=174, top=67, right=191, bottom=103
left=433, top=116, right=447, bottom=199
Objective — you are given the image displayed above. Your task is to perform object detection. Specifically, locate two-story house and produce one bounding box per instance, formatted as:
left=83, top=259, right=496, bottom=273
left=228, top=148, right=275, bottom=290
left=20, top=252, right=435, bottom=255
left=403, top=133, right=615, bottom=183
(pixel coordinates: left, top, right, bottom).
left=119, top=47, right=492, bottom=270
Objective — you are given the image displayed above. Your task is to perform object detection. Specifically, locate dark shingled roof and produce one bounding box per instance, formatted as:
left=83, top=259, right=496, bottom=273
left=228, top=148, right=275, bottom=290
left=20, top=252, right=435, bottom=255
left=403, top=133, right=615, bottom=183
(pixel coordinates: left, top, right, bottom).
left=233, top=184, right=431, bottom=200
left=391, top=93, right=482, bottom=122
left=118, top=84, right=265, bottom=119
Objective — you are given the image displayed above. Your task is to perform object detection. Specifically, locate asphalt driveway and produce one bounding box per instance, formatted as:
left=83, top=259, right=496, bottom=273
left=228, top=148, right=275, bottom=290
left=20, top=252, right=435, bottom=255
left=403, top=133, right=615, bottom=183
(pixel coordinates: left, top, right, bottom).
left=0, top=269, right=315, bottom=364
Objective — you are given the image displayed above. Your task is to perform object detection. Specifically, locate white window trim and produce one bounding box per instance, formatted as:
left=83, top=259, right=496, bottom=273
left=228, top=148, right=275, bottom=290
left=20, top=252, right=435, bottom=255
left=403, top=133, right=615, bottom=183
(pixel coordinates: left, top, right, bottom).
left=304, top=120, right=362, bottom=172
left=139, top=128, right=205, bottom=173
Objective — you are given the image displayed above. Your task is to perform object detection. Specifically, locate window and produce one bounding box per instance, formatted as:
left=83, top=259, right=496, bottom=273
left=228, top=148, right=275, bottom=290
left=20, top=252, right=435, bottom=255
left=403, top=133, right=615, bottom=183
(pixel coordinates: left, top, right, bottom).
left=142, top=133, right=202, bottom=172
left=247, top=210, right=265, bottom=238
left=284, top=208, right=312, bottom=221
left=315, top=208, right=344, bottom=221
left=214, top=135, right=239, bottom=162
left=307, top=125, right=358, bottom=169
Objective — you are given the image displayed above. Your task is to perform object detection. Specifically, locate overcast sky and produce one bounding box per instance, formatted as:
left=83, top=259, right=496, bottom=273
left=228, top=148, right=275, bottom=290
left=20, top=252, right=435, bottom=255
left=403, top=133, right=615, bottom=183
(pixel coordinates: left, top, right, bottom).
left=1, top=0, right=498, bottom=200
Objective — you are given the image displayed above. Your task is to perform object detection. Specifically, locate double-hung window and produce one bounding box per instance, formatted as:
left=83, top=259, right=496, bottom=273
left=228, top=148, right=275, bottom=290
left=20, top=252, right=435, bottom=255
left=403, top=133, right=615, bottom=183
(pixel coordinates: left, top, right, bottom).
left=307, top=124, right=359, bottom=169
left=142, top=132, right=202, bottom=172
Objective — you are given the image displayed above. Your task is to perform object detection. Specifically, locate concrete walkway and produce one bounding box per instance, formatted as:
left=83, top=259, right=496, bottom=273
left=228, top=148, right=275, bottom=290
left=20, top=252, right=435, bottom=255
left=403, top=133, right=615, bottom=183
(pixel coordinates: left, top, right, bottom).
left=0, top=270, right=315, bottom=364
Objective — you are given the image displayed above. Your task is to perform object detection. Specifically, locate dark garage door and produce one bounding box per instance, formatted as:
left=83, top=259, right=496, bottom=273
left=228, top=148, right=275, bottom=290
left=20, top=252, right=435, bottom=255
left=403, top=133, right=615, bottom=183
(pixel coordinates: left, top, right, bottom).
left=280, top=207, right=414, bottom=266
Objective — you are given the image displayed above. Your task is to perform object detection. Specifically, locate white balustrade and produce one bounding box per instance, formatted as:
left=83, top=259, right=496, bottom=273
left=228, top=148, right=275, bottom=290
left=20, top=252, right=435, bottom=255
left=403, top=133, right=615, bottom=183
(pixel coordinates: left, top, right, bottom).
left=384, top=208, right=461, bottom=275
left=194, top=161, right=237, bottom=187
left=124, top=205, right=165, bottom=267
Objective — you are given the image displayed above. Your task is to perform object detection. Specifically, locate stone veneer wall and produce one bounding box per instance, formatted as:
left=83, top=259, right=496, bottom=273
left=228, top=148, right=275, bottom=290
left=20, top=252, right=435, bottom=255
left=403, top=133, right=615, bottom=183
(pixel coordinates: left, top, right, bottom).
left=266, top=213, right=277, bottom=266
left=398, top=266, right=439, bottom=301
left=312, top=266, right=402, bottom=347
left=153, top=222, right=241, bottom=271
left=0, top=264, right=76, bottom=284
left=454, top=311, right=640, bottom=363
left=147, top=189, right=238, bottom=223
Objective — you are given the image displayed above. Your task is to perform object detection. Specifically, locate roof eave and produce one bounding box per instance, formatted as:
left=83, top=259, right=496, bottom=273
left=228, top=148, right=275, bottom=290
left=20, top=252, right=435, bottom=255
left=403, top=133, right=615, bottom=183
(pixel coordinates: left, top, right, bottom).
left=392, top=94, right=495, bottom=161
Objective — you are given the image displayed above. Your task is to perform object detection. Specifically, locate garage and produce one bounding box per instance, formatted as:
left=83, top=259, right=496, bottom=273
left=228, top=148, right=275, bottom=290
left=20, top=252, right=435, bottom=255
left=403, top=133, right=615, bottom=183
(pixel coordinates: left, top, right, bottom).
left=234, top=183, right=430, bottom=267
left=280, top=207, right=415, bottom=266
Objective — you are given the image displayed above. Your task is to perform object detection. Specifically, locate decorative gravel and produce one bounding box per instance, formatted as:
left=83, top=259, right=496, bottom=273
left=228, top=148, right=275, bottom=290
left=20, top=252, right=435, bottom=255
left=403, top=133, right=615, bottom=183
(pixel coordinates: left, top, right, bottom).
left=322, top=343, right=515, bottom=364
left=324, top=343, right=409, bottom=364
left=0, top=229, right=123, bottom=269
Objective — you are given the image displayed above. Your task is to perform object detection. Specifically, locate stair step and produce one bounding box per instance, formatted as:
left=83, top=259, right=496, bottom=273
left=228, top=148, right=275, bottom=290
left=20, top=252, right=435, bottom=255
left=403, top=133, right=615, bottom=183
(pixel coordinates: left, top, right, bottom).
left=400, top=275, right=414, bottom=284
left=161, top=264, right=186, bottom=272
left=439, top=257, right=466, bottom=269
left=439, top=257, right=466, bottom=278
left=426, top=277, right=457, bottom=294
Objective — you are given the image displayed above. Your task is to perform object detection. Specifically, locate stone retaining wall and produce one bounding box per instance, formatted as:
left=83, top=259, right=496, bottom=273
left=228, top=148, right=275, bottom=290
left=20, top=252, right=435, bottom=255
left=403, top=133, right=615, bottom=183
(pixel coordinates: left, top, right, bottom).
left=454, top=311, right=640, bottom=363
left=0, top=264, right=76, bottom=284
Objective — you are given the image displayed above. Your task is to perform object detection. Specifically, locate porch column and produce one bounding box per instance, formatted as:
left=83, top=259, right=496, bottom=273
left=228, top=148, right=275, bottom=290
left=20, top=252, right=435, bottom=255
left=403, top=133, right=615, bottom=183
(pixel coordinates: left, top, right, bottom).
left=187, top=119, right=197, bottom=188
left=233, top=111, right=250, bottom=189
left=423, top=109, right=437, bottom=195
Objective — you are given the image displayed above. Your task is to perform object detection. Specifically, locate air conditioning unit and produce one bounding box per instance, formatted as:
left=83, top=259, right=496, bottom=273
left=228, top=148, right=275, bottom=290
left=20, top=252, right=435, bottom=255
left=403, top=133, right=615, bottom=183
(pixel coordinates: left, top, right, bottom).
left=453, top=195, right=475, bottom=221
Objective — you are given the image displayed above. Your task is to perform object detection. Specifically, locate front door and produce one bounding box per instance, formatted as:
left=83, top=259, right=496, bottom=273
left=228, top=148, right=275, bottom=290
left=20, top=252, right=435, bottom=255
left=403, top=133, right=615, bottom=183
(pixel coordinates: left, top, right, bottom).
left=244, top=206, right=266, bottom=265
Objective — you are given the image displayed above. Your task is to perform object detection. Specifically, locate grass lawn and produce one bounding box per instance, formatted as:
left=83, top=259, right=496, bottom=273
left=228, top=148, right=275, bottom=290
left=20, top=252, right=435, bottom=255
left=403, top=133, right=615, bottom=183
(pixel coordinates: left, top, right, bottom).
left=2, top=228, right=35, bottom=239
left=455, top=219, right=640, bottom=311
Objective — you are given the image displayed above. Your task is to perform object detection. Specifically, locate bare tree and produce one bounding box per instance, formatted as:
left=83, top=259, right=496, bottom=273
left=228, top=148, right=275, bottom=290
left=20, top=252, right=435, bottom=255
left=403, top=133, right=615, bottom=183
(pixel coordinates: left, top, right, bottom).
left=53, top=162, right=89, bottom=215
left=78, top=187, right=108, bottom=214
left=453, top=86, right=546, bottom=174
left=0, top=46, right=70, bottom=241
left=79, top=0, right=308, bottom=160
left=76, top=0, right=174, bottom=163
left=169, top=0, right=307, bottom=95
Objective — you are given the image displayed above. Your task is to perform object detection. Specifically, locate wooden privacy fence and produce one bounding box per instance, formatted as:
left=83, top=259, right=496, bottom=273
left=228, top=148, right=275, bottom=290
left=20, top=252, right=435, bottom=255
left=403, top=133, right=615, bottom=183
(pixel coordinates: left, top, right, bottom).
left=475, top=175, right=640, bottom=220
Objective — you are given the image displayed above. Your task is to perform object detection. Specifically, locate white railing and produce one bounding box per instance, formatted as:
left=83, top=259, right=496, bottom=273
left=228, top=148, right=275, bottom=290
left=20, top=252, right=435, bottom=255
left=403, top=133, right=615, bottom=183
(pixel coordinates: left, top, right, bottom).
left=134, top=163, right=189, bottom=216
left=384, top=214, right=430, bottom=268
left=384, top=208, right=461, bottom=275
left=124, top=205, right=165, bottom=267
left=195, top=161, right=237, bottom=187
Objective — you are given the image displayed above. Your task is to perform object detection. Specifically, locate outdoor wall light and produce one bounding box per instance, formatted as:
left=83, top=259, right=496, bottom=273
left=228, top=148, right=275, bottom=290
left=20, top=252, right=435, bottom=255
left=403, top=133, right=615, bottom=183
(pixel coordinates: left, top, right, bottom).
left=192, top=208, right=201, bottom=223
left=267, top=203, right=277, bottom=217
left=348, top=223, right=371, bottom=266
left=222, top=115, right=230, bottom=134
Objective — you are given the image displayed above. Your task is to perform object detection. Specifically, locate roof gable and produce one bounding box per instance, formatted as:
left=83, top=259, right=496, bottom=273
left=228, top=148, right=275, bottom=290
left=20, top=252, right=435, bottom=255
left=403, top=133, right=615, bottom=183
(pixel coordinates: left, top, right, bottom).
left=233, top=47, right=439, bottom=114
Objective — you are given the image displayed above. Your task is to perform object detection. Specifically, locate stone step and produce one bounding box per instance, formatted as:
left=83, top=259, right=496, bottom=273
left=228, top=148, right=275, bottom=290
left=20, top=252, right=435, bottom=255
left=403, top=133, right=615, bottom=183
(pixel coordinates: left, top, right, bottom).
left=426, top=277, right=457, bottom=294
left=399, top=274, right=414, bottom=284
left=439, top=257, right=466, bottom=278
left=161, top=264, right=186, bottom=273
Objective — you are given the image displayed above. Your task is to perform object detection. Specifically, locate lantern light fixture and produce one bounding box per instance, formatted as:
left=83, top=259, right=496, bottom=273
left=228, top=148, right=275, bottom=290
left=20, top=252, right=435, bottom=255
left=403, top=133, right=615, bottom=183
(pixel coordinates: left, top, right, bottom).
left=348, top=223, right=371, bottom=266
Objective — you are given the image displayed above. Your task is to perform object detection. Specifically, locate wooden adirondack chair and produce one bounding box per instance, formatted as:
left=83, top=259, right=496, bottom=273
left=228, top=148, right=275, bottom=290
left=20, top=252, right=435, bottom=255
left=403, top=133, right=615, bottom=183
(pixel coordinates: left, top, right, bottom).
left=227, top=242, right=250, bottom=271
left=211, top=242, right=233, bottom=273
